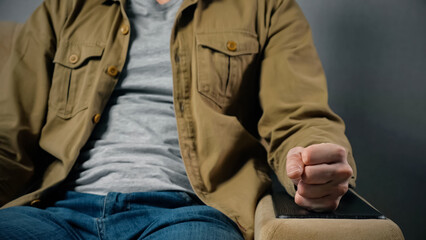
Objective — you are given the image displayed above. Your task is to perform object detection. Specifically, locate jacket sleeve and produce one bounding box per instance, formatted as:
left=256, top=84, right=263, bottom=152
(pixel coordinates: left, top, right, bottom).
left=0, top=0, right=69, bottom=206
left=257, top=0, right=357, bottom=196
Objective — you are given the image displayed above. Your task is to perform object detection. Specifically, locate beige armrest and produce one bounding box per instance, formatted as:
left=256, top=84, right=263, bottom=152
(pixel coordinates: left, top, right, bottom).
left=255, top=194, right=404, bottom=240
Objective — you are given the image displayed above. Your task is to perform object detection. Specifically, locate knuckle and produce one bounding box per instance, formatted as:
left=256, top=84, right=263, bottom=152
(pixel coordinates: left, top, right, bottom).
left=322, top=198, right=340, bottom=211
left=288, top=147, right=303, bottom=155
left=346, top=164, right=354, bottom=173
left=336, top=164, right=353, bottom=178
left=301, top=149, right=311, bottom=165
left=335, top=146, right=347, bottom=160
left=336, top=184, right=349, bottom=196
left=294, top=194, right=305, bottom=206
left=314, top=201, right=338, bottom=212
left=302, top=167, right=313, bottom=180
left=328, top=201, right=339, bottom=211
left=297, top=184, right=307, bottom=197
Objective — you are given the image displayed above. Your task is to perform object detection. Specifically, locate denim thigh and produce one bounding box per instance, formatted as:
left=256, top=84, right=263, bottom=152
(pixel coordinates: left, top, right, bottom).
left=0, top=191, right=243, bottom=240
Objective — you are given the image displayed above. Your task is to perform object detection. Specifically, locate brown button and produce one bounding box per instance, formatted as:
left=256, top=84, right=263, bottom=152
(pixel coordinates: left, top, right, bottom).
left=202, top=85, right=210, bottom=92
left=30, top=199, right=41, bottom=207
left=120, top=24, right=130, bottom=35
left=107, top=66, right=119, bottom=77
left=69, top=54, right=79, bottom=64
left=93, top=113, right=101, bottom=124
left=227, top=41, right=237, bottom=51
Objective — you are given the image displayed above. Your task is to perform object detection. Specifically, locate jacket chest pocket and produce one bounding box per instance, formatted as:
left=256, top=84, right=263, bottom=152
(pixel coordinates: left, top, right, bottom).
left=196, top=32, right=259, bottom=108
left=49, top=42, right=104, bottom=119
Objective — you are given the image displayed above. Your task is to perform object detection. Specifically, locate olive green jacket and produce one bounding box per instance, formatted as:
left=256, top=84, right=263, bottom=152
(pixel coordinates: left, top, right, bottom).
left=0, top=0, right=356, bottom=238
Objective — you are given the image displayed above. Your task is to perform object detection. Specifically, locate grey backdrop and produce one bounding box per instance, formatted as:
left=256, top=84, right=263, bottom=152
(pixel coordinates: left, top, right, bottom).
left=0, top=0, right=425, bottom=239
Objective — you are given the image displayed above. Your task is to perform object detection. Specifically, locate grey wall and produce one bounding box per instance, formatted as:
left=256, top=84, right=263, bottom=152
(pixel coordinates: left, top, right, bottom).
left=1, top=0, right=425, bottom=239
left=296, top=1, right=426, bottom=239
left=0, top=0, right=41, bottom=23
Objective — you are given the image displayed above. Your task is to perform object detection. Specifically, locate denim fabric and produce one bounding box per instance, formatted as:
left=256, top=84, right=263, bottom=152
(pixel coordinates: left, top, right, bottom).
left=0, top=191, right=243, bottom=240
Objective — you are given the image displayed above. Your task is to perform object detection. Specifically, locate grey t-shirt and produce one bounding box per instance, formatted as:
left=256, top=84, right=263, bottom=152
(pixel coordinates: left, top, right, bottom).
left=68, top=0, right=193, bottom=195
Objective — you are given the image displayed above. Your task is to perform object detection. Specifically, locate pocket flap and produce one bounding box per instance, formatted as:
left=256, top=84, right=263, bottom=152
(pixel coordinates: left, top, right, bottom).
left=196, top=31, right=259, bottom=56
left=53, top=41, right=104, bottom=69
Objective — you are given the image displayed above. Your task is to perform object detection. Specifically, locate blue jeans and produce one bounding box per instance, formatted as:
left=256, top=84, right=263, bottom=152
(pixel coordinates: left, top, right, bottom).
left=0, top=191, right=243, bottom=240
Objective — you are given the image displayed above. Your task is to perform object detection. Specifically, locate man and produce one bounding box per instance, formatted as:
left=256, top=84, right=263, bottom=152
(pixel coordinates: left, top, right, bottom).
left=0, top=0, right=356, bottom=239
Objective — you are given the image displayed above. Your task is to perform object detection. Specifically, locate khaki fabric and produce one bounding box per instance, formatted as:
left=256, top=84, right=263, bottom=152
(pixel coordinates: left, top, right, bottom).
left=0, top=0, right=357, bottom=239
left=255, top=195, right=405, bottom=240
left=0, top=22, right=22, bottom=73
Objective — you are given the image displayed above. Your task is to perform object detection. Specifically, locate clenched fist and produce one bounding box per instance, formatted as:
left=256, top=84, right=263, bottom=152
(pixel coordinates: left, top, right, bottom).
left=286, top=143, right=353, bottom=212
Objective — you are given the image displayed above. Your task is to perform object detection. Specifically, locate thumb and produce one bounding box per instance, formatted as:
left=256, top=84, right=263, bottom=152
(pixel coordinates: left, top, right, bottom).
left=286, top=147, right=305, bottom=184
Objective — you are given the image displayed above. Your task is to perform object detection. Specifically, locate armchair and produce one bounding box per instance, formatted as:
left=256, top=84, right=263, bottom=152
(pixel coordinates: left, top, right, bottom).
left=255, top=177, right=404, bottom=240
